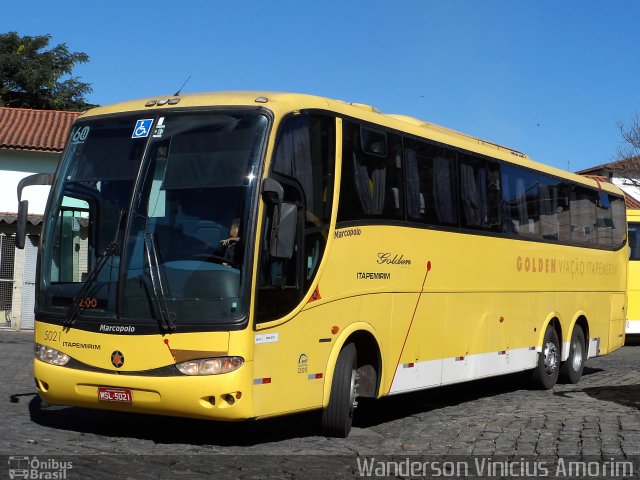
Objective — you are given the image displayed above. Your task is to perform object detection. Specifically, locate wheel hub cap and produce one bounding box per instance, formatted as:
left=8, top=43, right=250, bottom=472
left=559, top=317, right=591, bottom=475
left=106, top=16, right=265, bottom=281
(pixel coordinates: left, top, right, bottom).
left=544, top=341, right=558, bottom=375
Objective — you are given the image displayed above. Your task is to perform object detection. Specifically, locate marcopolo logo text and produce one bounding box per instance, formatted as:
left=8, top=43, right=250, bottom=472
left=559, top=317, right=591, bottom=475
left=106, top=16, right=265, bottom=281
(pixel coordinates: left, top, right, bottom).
left=99, top=324, right=135, bottom=333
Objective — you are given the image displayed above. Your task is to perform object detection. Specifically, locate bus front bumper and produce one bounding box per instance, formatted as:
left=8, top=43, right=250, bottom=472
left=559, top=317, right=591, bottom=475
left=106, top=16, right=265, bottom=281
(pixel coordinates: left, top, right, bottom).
left=34, top=359, right=255, bottom=421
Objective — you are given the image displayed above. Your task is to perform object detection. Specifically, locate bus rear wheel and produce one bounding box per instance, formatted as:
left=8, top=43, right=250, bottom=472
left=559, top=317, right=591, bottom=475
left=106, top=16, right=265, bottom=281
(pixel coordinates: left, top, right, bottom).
left=559, top=326, right=586, bottom=384
left=321, top=343, right=358, bottom=438
left=531, top=324, right=560, bottom=389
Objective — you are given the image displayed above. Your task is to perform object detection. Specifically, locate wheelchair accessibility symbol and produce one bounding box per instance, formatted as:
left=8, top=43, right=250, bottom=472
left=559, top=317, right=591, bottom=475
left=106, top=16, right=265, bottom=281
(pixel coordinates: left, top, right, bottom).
left=132, top=119, right=154, bottom=138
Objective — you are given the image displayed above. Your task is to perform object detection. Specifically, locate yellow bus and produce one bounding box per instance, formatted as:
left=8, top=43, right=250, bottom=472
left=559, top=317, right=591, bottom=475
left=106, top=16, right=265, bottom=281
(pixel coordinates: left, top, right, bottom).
left=18, top=92, right=627, bottom=437
left=627, top=209, right=640, bottom=335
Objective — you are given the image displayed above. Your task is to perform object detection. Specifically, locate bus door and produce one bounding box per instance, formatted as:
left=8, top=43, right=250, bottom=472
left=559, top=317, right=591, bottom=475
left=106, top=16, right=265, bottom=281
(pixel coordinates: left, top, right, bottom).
left=252, top=114, right=337, bottom=416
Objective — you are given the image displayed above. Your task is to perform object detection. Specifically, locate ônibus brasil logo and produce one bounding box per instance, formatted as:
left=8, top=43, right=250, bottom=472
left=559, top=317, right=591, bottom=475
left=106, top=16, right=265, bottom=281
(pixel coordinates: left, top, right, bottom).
left=8, top=456, right=72, bottom=479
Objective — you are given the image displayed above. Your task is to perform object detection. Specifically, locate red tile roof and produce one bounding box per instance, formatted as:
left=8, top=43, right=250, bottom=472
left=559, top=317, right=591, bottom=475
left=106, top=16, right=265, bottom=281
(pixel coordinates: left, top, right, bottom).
left=576, top=156, right=640, bottom=176
left=0, top=107, right=80, bottom=153
left=624, top=192, right=640, bottom=209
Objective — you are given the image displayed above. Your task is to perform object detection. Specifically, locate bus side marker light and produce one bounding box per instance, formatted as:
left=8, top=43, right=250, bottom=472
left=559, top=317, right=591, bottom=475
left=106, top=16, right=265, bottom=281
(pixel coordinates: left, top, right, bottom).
left=331, top=326, right=339, bottom=334
left=308, top=373, right=323, bottom=380
left=498, top=351, right=507, bottom=356
left=309, top=286, right=322, bottom=303
left=499, top=316, right=504, bottom=323
left=455, top=356, right=465, bottom=362
left=402, top=363, right=415, bottom=369
left=253, top=378, right=271, bottom=385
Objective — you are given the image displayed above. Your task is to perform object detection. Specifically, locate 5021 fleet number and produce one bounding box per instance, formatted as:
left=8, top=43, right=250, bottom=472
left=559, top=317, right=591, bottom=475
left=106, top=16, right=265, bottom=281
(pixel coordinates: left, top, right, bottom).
left=43, top=330, right=61, bottom=342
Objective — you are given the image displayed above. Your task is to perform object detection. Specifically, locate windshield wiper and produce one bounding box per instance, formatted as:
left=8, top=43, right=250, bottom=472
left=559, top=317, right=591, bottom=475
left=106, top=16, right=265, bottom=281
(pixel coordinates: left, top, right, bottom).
left=63, top=209, right=124, bottom=328
left=144, top=231, right=176, bottom=332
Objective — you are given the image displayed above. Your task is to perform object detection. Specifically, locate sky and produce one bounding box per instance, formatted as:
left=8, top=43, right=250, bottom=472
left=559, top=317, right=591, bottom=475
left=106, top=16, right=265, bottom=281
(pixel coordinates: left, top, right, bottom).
left=4, top=0, right=640, bottom=173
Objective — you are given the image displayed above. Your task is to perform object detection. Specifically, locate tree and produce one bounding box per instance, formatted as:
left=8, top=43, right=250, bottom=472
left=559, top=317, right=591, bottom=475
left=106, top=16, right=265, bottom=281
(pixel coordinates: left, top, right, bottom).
left=0, top=31, right=94, bottom=111
left=608, top=113, right=640, bottom=187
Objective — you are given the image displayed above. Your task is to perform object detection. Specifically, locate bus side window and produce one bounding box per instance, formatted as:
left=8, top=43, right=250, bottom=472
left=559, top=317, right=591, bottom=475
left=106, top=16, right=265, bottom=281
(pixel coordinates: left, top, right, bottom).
left=501, top=164, right=541, bottom=237
left=338, top=122, right=403, bottom=222
left=458, top=154, right=501, bottom=231
left=570, top=187, right=597, bottom=246
left=610, top=195, right=626, bottom=249
left=596, top=192, right=614, bottom=248
left=629, top=223, right=640, bottom=259
left=256, top=114, right=336, bottom=323
left=404, top=138, right=458, bottom=227
left=539, top=177, right=560, bottom=241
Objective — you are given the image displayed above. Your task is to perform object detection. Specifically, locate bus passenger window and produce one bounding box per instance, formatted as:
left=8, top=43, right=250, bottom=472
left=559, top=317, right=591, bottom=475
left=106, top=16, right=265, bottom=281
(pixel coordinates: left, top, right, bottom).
left=458, top=155, right=501, bottom=231
left=596, top=192, right=614, bottom=248
left=501, top=164, right=541, bottom=238
left=570, top=187, right=597, bottom=246
left=539, top=179, right=559, bottom=241
left=629, top=223, right=640, bottom=259
left=610, top=195, right=626, bottom=250
left=337, top=122, right=403, bottom=222
left=403, top=138, right=457, bottom=226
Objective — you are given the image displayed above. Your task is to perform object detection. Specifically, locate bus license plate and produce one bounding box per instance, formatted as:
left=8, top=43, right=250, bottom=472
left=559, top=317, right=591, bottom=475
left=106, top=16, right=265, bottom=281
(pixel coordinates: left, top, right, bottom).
left=97, top=387, right=132, bottom=403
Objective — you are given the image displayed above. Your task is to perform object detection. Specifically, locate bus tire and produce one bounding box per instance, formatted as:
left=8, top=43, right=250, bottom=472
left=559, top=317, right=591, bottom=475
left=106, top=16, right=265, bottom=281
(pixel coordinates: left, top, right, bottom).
left=531, top=324, right=560, bottom=389
left=321, top=343, right=358, bottom=438
left=559, top=326, right=586, bottom=384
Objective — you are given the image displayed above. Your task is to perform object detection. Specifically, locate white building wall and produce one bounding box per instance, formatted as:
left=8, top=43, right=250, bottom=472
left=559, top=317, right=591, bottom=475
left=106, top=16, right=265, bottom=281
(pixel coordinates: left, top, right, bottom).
left=10, top=245, right=24, bottom=330
left=0, top=149, right=61, bottom=330
left=611, top=174, right=640, bottom=203
left=0, top=150, right=59, bottom=214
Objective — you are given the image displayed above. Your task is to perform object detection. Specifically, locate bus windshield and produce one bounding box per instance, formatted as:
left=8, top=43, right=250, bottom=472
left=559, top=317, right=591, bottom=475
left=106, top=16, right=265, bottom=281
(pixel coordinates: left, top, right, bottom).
left=40, top=111, right=268, bottom=332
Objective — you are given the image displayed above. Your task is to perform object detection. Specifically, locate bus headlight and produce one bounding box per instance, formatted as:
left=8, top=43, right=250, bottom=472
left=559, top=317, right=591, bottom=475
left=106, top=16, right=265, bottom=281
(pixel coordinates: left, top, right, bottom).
left=176, top=357, right=244, bottom=376
left=34, top=343, right=71, bottom=366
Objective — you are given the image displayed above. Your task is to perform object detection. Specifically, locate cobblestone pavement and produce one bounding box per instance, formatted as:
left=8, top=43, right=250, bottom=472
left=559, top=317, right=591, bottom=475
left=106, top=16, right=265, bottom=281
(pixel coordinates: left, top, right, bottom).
left=2, top=330, right=640, bottom=478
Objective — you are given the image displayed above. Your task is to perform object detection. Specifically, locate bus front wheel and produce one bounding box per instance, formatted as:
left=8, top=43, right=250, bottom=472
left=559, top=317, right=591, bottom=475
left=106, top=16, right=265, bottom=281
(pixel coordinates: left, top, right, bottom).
left=531, top=324, right=560, bottom=389
left=321, top=343, right=358, bottom=438
left=559, top=326, right=586, bottom=384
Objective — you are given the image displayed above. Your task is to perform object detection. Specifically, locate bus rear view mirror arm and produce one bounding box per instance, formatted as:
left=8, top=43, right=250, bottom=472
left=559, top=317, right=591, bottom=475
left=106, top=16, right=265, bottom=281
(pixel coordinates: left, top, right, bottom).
left=261, top=177, right=284, bottom=207
left=16, top=172, right=55, bottom=250
left=261, top=177, right=297, bottom=259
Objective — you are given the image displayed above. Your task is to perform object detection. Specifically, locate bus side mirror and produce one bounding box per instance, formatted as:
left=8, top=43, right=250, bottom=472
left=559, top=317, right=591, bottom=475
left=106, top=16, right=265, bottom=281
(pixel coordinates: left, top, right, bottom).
left=16, top=172, right=55, bottom=250
left=261, top=178, right=297, bottom=259
left=272, top=202, right=297, bottom=259
left=16, top=200, right=28, bottom=250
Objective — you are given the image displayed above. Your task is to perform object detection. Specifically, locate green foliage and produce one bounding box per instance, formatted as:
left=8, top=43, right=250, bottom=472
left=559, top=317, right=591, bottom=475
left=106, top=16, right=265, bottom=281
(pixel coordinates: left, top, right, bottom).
left=0, top=31, right=94, bottom=111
